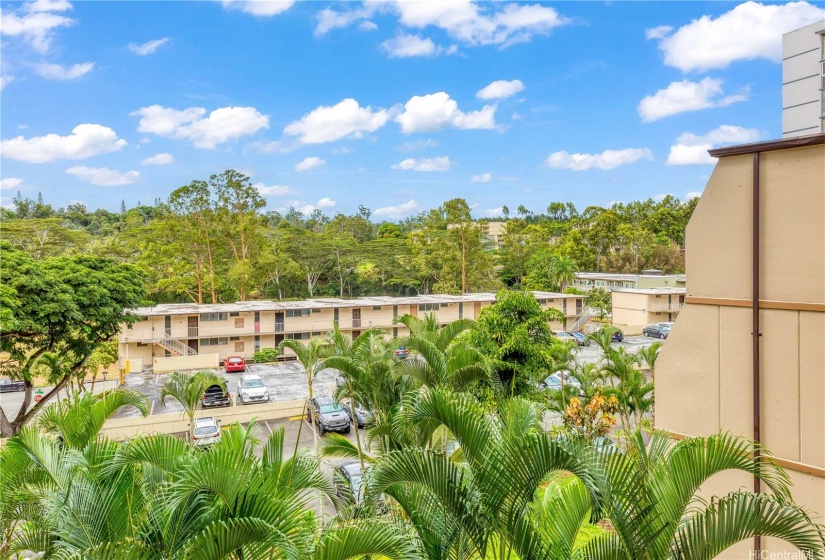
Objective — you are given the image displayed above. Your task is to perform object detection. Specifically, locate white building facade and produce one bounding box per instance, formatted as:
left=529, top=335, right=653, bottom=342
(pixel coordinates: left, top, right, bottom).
left=782, top=20, right=825, bottom=138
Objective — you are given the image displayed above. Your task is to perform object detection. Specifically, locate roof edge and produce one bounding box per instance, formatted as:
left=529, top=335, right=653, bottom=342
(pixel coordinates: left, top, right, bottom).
left=708, top=134, right=825, bottom=158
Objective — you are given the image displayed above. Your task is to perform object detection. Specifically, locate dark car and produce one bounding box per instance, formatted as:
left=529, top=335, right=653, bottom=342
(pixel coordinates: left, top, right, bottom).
left=643, top=325, right=671, bottom=339
left=307, top=396, right=351, bottom=435
left=0, top=379, right=25, bottom=393
left=340, top=398, right=374, bottom=428
left=201, top=384, right=232, bottom=408
left=611, top=330, right=624, bottom=343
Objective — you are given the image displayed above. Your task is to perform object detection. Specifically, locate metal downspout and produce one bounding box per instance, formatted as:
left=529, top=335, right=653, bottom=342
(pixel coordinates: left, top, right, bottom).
left=752, top=151, right=762, bottom=555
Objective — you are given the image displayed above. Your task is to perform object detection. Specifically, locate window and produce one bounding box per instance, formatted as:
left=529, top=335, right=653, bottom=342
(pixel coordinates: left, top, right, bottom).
left=538, top=299, right=547, bottom=305
left=234, top=342, right=244, bottom=352
left=201, top=312, right=228, bottom=321
left=418, top=304, right=439, bottom=311
left=286, top=309, right=310, bottom=318
left=230, top=336, right=240, bottom=341
left=441, top=303, right=448, bottom=308
left=201, top=337, right=228, bottom=346
left=373, top=306, right=382, bottom=311
left=312, top=308, right=321, bottom=313
left=137, top=342, right=148, bottom=347
left=234, top=318, right=244, bottom=328
left=286, top=332, right=310, bottom=340
left=229, top=311, right=240, bottom=317
left=139, top=316, right=149, bottom=321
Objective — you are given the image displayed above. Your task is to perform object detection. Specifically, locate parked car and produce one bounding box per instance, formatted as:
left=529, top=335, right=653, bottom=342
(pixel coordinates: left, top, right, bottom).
left=0, top=379, right=25, bottom=393
left=202, top=383, right=232, bottom=408
left=192, top=417, right=221, bottom=448
left=334, top=461, right=365, bottom=503
left=224, top=356, right=246, bottom=373
left=538, top=372, right=581, bottom=392
left=237, top=374, right=269, bottom=405
left=340, top=397, right=373, bottom=428
left=556, top=331, right=589, bottom=347
left=334, top=373, right=347, bottom=388
left=657, top=322, right=674, bottom=328
left=611, top=329, right=624, bottom=343
left=393, top=346, right=409, bottom=359
left=307, top=396, right=351, bottom=435
left=643, top=325, right=671, bottom=339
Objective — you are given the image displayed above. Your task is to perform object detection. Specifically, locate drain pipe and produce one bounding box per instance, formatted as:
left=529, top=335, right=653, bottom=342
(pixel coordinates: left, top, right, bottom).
left=752, top=151, right=762, bottom=555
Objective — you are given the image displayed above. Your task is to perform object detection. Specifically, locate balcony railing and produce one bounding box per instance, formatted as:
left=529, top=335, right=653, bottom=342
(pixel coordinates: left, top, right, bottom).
left=648, top=303, right=684, bottom=313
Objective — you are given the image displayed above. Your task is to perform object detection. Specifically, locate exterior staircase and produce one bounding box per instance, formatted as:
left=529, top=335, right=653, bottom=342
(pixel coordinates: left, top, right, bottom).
left=568, top=309, right=594, bottom=333
left=153, top=334, right=198, bottom=356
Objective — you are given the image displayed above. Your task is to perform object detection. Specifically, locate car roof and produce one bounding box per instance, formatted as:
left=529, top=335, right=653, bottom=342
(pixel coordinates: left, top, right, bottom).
left=195, top=417, right=217, bottom=426
left=315, top=396, right=336, bottom=404
left=227, top=356, right=243, bottom=360
left=337, top=461, right=363, bottom=475
left=240, top=374, right=262, bottom=381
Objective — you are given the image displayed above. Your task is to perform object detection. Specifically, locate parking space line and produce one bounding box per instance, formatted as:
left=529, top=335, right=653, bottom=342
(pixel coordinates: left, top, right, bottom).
left=265, top=420, right=273, bottom=434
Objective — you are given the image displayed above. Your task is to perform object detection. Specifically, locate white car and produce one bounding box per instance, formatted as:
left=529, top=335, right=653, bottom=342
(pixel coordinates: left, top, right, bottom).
left=238, top=374, right=270, bottom=405
left=192, top=417, right=221, bottom=448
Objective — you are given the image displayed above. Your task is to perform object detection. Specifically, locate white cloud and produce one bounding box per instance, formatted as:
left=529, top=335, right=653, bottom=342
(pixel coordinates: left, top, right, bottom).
left=284, top=98, right=389, bottom=144
left=359, top=20, right=378, bottom=31
left=0, top=178, right=24, bottom=190
left=332, top=146, right=354, bottom=154
left=65, top=166, right=140, bottom=186
left=396, top=138, right=438, bottom=151
left=476, top=79, right=524, bottom=100
left=315, top=6, right=374, bottom=35
left=666, top=125, right=762, bottom=165
left=374, top=199, right=420, bottom=217
left=0, top=75, right=13, bottom=90
left=0, top=1, right=75, bottom=53
left=141, top=152, right=175, bottom=165
left=545, top=148, right=653, bottom=171
left=485, top=207, right=505, bottom=217
left=471, top=172, right=492, bottom=183
left=316, top=197, right=336, bottom=208
left=294, top=156, right=326, bottom=172
left=396, top=92, right=495, bottom=133
left=128, top=37, right=169, bottom=55
left=652, top=193, right=674, bottom=203
left=1, top=123, right=127, bottom=163
left=392, top=156, right=452, bottom=172
left=221, top=0, right=294, bottom=17
left=645, top=25, right=672, bottom=40
left=34, top=61, right=93, bottom=80
left=132, top=105, right=269, bottom=149
left=649, top=1, right=825, bottom=72
left=638, top=77, right=747, bottom=122
left=686, top=191, right=703, bottom=200
left=254, top=183, right=294, bottom=196
left=381, top=33, right=438, bottom=57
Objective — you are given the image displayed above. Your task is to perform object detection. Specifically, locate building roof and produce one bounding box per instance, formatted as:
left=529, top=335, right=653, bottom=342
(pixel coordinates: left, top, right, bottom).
left=131, top=291, right=582, bottom=317
left=574, top=272, right=686, bottom=281
left=610, top=287, right=686, bottom=295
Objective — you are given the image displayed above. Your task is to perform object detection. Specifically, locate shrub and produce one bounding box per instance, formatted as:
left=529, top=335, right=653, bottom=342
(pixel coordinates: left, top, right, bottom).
left=253, top=347, right=279, bottom=363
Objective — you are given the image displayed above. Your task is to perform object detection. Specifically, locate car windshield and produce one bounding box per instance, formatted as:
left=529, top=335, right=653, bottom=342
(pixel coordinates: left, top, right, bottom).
left=350, top=474, right=363, bottom=496
left=320, top=403, right=343, bottom=413
left=571, top=333, right=584, bottom=338
left=229, top=358, right=242, bottom=363
left=243, top=379, right=264, bottom=388
left=194, top=426, right=217, bottom=436
left=205, top=385, right=225, bottom=394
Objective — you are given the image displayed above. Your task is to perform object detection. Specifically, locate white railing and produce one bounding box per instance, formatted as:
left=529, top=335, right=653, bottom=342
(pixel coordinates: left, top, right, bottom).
left=156, top=335, right=197, bottom=356
left=568, top=310, right=594, bottom=333
left=648, top=303, right=684, bottom=313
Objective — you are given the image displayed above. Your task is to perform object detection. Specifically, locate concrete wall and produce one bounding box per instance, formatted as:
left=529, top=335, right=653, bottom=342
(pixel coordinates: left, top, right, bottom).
left=612, top=291, right=648, bottom=334
left=100, top=399, right=304, bottom=440
left=153, top=354, right=219, bottom=373
left=657, top=141, right=825, bottom=556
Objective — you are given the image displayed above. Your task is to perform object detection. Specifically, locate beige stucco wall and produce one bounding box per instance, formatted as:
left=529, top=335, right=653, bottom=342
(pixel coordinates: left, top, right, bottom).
left=657, top=141, right=825, bottom=554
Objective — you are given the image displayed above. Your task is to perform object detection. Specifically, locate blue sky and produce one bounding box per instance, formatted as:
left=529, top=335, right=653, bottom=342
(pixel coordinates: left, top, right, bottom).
left=2, top=0, right=824, bottom=219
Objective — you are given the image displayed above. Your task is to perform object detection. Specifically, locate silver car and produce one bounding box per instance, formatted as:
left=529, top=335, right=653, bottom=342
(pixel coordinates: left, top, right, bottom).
left=237, top=374, right=270, bottom=405
left=192, top=417, right=221, bottom=448
left=340, top=398, right=374, bottom=428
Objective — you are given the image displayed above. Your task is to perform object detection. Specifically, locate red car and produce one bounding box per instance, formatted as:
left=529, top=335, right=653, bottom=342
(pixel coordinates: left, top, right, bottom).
left=224, top=356, right=246, bottom=373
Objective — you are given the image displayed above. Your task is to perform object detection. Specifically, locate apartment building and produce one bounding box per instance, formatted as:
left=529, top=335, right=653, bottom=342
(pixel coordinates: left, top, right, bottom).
left=446, top=221, right=507, bottom=249
left=782, top=20, right=825, bottom=138
left=572, top=270, right=686, bottom=292
left=610, top=287, right=685, bottom=334
left=657, top=134, right=825, bottom=556
left=118, top=291, right=586, bottom=372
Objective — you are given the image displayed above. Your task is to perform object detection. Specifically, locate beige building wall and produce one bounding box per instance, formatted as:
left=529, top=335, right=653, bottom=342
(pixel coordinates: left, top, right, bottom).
left=611, top=290, right=684, bottom=334
left=656, top=138, right=825, bottom=557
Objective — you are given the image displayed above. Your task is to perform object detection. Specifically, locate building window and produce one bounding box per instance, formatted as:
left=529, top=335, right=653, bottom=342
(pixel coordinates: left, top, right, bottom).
left=234, top=342, right=244, bottom=352
left=139, top=316, right=149, bottom=321
left=538, top=299, right=547, bottom=305
left=418, top=303, right=439, bottom=311
left=373, top=306, right=382, bottom=311
left=254, top=335, right=260, bottom=350
left=458, top=302, right=463, bottom=319
left=286, top=309, right=311, bottom=318
left=229, top=336, right=240, bottom=341
left=137, top=342, right=148, bottom=347
left=234, top=318, right=244, bottom=328
left=200, top=312, right=228, bottom=321
left=285, top=332, right=310, bottom=340
left=312, top=308, right=321, bottom=313
left=201, top=337, right=228, bottom=346
left=229, top=311, right=240, bottom=317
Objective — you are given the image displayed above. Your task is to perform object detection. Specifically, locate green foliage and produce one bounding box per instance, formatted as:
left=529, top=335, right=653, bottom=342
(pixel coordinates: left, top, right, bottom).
left=253, top=347, right=280, bottom=363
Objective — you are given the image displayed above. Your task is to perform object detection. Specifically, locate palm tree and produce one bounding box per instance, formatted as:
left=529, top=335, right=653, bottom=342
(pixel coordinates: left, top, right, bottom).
left=579, top=430, right=825, bottom=559
left=394, top=314, right=490, bottom=391
left=550, top=254, right=578, bottom=293
left=636, top=341, right=663, bottom=379
left=36, top=387, right=148, bottom=449
left=159, top=370, right=227, bottom=429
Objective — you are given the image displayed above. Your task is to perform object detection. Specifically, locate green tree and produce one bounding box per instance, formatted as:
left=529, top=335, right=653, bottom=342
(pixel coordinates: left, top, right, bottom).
left=0, top=244, right=146, bottom=437
left=159, top=370, right=227, bottom=429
